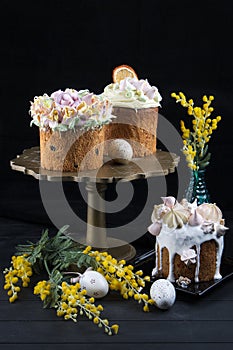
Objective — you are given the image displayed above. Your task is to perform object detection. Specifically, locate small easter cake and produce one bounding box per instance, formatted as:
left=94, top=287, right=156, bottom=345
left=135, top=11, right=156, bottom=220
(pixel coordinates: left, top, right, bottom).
left=148, top=197, right=228, bottom=283
left=101, top=65, right=162, bottom=157
left=30, top=88, right=113, bottom=172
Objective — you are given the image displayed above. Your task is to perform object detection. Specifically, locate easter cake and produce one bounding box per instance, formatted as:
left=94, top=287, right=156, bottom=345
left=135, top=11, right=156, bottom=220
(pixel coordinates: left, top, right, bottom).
left=30, top=88, right=113, bottom=172
left=148, top=196, right=228, bottom=282
left=102, top=65, right=162, bottom=157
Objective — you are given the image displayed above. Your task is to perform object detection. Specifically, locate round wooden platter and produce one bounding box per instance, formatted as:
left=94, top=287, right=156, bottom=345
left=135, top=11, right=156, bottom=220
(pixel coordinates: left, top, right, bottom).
left=10, top=146, right=180, bottom=183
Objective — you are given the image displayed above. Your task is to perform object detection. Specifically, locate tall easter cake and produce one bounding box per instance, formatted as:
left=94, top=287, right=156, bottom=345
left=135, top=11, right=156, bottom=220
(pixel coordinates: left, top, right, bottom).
left=101, top=67, right=162, bottom=157
left=30, top=88, right=113, bottom=172
left=148, top=197, right=228, bottom=282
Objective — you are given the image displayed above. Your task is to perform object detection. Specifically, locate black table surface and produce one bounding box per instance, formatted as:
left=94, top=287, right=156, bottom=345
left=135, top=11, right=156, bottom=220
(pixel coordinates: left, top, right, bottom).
left=1, top=215, right=233, bottom=350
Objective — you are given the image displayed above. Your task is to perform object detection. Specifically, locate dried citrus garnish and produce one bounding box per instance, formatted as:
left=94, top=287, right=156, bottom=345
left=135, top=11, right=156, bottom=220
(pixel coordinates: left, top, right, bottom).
left=112, top=64, right=138, bottom=83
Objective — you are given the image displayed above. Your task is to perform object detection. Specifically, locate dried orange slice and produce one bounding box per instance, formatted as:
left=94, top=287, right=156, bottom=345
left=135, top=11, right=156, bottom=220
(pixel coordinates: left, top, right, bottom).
left=112, top=64, right=138, bottom=83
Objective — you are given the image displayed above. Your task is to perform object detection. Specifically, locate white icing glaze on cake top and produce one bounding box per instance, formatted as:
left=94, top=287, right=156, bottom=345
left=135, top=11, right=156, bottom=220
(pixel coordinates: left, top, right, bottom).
left=101, top=77, right=162, bottom=109
left=154, top=222, right=224, bottom=282
left=148, top=197, right=228, bottom=282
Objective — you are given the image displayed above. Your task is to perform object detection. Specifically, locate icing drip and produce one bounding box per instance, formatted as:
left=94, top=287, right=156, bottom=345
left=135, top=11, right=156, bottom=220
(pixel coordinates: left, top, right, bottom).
left=150, top=198, right=227, bottom=283
left=195, top=245, right=201, bottom=283
left=159, top=244, right=162, bottom=273
left=155, top=223, right=224, bottom=282
left=214, top=237, right=224, bottom=279
left=152, top=241, right=159, bottom=277
left=167, top=249, right=175, bottom=281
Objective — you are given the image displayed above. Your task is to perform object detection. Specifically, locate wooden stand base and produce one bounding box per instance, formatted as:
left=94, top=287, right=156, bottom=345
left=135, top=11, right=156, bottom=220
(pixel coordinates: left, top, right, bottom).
left=68, top=182, right=136, bottom=260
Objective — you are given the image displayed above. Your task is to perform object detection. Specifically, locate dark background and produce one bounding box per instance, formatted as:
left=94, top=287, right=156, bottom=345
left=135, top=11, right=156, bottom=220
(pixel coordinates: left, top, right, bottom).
left=1, top=3, right=233, bottom=347
left=1, top=0, right=233, bottom=227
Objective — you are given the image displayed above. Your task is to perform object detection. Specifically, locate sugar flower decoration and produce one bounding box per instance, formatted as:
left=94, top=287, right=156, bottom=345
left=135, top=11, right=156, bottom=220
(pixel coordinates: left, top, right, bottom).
left=180, top=249, right=197, bottom=265
left=119, top=77, right=162, bottom=103
left=102, top=77, right=162, bottom=108
left=30, top=88, right=113, bottom=132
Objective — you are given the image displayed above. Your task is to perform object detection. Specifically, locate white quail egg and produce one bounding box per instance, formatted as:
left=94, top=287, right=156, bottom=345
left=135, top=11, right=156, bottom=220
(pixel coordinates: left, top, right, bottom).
left=108, top=139, right=133, bottom=164
left=150, top=279, right=176, bottom=310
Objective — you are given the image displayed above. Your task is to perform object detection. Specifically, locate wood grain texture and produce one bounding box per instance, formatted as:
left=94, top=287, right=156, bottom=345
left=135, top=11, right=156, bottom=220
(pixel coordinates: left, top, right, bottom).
left=2, top=346, right=233, bottom=350
left=1, top=217, right=233, bottom=348
left=1, top=320, right=233, bottom=343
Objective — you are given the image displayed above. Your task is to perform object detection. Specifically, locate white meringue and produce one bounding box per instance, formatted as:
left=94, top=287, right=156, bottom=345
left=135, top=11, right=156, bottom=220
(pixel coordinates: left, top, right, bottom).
left=188, top=209, right=204, bottom=226
left=196, top=203, right=222, bottom=223
left=161, top=196, right=176, bottom=208
left=148, top=221, right=162, bottom=236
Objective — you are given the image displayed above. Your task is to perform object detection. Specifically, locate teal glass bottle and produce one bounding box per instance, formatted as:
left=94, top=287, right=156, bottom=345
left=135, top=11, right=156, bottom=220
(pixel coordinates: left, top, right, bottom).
left=185, top=169, right=210, bottom=205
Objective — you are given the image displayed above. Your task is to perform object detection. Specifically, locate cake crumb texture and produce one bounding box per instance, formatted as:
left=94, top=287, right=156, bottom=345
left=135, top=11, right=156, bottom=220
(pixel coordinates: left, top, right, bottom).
left=40, top=128, right=104, bottom=172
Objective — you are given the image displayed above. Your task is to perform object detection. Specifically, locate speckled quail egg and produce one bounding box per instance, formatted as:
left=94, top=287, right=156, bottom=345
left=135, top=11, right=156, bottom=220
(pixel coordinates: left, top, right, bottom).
left=108, top=139, right=133, bottom=164
left=79, top=270, right=109, bottom=299
left=150, top=279, right=176, bottom=310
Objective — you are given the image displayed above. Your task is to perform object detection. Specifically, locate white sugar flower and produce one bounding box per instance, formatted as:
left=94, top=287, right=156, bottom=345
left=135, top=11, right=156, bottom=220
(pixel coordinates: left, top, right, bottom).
left=180, top=249, right=197, bottom=265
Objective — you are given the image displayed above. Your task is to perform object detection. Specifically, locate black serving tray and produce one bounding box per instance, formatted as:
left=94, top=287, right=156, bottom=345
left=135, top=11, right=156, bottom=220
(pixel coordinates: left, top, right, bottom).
left=132, top=249, right=233, bottom=296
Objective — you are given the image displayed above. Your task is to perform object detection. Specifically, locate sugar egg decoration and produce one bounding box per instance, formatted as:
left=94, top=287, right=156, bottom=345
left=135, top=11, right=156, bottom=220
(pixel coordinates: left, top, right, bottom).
left=150, top=279, right=176, bottom=310
left=108, top=139, right=133, bottom=164
left=79, top=269, right=109, bottom=299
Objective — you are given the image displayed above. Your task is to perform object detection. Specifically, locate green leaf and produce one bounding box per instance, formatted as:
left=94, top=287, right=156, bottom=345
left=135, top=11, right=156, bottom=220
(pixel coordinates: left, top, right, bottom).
left=202, top=145, right=209, bottom=157
left=58, top=225, right=70, bottom=234
left=54, top=124, right=68, bottom=132
left=200, top=152, right=211, bottom=163
left=15, top=226, right=96, bottom=287
left=199, top=161, right=210, bottom=169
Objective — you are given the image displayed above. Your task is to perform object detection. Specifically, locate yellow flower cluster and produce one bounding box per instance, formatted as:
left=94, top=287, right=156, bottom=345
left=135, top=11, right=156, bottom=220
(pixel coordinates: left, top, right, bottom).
left=171, top=92, right=221, bottom=170
left=83, top=246, right=154, bottom=312
left=56, top=282, right=119, bottom=335
left=34, top=280, right=51, bottom=301
left=3, top=255, right=33, bottom=303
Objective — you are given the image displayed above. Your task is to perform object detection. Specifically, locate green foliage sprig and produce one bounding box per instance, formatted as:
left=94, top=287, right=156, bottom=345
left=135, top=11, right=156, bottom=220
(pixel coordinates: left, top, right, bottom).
left=16, top=225, right=97, bottom=274
left=3, top=226, right=118, bottom=335
left=3, top=225, right=154, bottom=335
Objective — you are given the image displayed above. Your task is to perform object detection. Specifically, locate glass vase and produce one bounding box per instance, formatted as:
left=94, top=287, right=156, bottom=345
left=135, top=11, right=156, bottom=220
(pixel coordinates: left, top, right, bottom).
left=185, top=169, right=210, bottom=205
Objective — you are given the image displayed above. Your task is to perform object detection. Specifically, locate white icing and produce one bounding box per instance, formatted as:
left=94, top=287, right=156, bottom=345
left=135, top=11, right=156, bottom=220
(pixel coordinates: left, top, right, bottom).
left=195, top=244, right=201, bottom=282
left=214, top=236, right=224, bottom=279
left=101, top=77, right=162, bottom=109
left=150, top=198, right=227, bottom=283
left=154, top=223, right=224, bottom=282
left=152, top=241, right=159, bottom=277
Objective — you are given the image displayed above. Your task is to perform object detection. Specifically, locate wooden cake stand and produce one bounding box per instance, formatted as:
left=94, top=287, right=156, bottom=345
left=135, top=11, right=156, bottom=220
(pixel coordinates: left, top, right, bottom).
left=10, top=146, right=179, bottom=260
